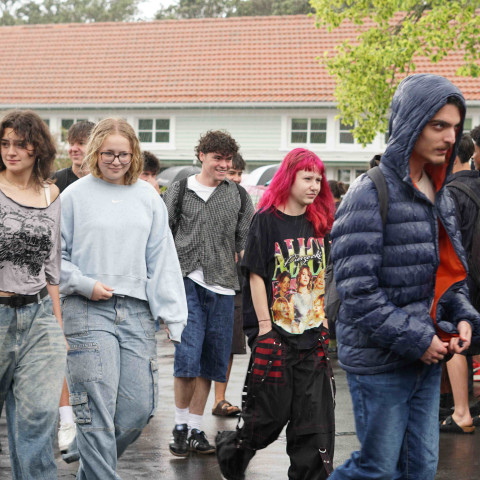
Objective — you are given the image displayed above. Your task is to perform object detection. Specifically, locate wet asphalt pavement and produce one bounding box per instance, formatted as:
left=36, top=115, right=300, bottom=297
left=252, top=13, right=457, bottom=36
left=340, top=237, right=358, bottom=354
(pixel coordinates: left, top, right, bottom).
left=0, top=333, right=479, bottom=479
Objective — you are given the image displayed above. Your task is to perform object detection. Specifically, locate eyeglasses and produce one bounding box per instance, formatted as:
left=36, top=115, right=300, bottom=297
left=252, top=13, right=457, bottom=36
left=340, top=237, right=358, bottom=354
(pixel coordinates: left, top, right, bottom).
left=100, top=152, right=133, bottom=165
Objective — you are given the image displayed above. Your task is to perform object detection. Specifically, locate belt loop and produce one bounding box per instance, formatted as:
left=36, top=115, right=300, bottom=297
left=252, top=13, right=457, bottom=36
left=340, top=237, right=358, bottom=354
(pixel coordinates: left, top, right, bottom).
left=37, top=291, right=42, bottom=304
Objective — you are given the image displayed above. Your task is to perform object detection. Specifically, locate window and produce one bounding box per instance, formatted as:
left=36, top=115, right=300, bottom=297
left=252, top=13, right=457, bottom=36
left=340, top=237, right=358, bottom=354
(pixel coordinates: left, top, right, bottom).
left=355, top=169, right=367, bottom=178
left=337, top=169, right=351, bottom=183
left=42, top=118, right=50, bottom=128
left=464, top=118, right=472, bottom=133
left=61, top=118, right=87, bottom=142
left=290, top=118, right=327, bottom=144
left=339, top=121, right=354, bottom=144
left=138, top=119, right=170, bottom=143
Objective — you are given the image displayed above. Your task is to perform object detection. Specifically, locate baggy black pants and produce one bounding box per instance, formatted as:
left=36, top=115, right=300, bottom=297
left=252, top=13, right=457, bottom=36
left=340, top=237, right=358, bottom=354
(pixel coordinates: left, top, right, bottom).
left=216, top=328, right=335, bottom=480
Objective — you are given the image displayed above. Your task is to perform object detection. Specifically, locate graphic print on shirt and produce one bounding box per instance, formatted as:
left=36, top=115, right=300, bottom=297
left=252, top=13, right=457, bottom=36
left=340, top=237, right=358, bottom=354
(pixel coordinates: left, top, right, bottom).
left=0, top=204, right=54, bottom=277
left=271, top=237, right=325, bottom=334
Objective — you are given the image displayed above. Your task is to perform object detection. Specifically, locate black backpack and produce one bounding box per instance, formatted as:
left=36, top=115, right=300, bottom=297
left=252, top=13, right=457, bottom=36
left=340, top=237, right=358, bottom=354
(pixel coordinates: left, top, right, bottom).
left=324, top=167, right=389, bottom=324
left=446, top=179, right=480, bottom=308
left=170, top=177, right=249, bottom=237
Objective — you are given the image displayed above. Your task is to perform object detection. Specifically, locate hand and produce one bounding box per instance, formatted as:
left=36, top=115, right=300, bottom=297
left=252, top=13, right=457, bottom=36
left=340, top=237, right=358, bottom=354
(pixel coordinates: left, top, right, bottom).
left=258, top=319, right=272, bottom=337
left=420, top=335, right=449, bottom=365
left=448, top=320, right=472, bottom=354
left=165, top=325, right=171, bottom=342
left=91, top=282, right=114, bottom=301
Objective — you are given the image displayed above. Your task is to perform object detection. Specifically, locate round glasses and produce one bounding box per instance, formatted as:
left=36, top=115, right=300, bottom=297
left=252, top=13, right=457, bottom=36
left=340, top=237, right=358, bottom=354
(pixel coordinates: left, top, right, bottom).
left=100, top=152, right=133, bottom=165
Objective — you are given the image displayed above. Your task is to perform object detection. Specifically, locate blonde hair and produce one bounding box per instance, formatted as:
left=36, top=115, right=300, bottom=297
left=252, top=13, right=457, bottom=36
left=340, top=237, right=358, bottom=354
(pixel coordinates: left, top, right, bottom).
left=84, top=118, right=142, bottom=185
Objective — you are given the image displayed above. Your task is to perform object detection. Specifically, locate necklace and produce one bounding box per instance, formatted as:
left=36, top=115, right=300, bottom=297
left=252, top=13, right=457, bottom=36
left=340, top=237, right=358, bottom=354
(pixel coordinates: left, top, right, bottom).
left=0, top=172, right=32, bottom=190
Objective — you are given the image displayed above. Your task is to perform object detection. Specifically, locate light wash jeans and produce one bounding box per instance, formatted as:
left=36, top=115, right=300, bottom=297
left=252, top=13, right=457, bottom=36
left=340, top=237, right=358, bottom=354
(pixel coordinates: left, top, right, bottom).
left=330, top=361, right=441, bottom=480
left=62, top=295, right=158, bottom=480
left=0, top=296, right=67, bottom=480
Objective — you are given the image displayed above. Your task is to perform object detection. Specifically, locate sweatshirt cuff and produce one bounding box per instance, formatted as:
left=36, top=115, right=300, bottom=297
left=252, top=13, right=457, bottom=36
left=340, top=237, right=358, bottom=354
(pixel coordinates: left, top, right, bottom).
left=76, top=276, right=97, bottom=300
left=166, top=322, right=186, bottom=343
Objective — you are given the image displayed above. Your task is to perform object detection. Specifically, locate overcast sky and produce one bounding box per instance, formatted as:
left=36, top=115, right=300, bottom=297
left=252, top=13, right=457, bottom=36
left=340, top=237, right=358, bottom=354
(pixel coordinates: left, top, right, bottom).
left=138, top=0, right=173, bottom=19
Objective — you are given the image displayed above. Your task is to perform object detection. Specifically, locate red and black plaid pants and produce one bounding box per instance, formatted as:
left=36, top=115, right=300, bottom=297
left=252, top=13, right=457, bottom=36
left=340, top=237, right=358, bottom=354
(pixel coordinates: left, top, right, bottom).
left=216, top=327, right=335, bottom=480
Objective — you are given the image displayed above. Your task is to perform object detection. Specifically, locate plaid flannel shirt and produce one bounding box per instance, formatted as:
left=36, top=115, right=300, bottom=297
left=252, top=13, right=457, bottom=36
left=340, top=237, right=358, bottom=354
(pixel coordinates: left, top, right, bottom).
left=164, top=177, right=254, bottom=291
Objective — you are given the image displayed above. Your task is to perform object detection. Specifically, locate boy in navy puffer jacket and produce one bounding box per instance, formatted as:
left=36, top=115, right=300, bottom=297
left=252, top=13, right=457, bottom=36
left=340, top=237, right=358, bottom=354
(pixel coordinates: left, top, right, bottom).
left=329, top=74, right=480, bottom=480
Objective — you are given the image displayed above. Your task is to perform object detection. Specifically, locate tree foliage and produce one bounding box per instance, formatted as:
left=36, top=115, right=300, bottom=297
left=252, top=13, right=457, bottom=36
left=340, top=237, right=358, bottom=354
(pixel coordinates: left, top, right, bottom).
left=311, top=0, right=480, bottom=145
left=236, top=0, right=312, bottom=16
left=155, top=0, right=312, bottom=19
left=0, top=0, right=139, bottom=25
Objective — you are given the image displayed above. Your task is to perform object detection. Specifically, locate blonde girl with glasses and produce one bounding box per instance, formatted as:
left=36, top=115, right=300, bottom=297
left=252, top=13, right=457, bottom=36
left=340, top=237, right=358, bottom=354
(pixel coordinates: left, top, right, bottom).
left=60, top=118, right=187, bottom=479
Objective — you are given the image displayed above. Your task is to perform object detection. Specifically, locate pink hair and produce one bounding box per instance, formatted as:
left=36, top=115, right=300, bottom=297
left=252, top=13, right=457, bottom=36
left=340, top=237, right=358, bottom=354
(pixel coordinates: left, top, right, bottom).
left=257, top=148, right=335, bottom=237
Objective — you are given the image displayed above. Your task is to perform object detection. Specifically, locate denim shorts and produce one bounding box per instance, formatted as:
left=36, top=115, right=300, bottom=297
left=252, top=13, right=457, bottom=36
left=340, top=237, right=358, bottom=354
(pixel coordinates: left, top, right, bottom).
left=174, top=278, right=234, bottom=382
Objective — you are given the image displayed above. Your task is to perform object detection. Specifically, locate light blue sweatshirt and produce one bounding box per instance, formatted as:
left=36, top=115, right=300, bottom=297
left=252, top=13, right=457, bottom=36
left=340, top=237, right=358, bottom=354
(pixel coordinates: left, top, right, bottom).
left=60, top=175, right=187, bottom=342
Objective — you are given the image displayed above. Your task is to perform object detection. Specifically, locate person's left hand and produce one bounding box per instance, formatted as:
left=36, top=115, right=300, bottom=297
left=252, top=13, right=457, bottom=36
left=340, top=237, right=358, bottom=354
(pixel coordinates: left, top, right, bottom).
left=448, top=320, right=472, bottom=354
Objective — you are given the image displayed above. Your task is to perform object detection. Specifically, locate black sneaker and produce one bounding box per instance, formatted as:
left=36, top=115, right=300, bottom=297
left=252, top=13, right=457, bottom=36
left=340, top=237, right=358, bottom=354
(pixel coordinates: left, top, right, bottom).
left=169, top=423, right=189, bottom=457
left=189, top=428, right=216, bottom=454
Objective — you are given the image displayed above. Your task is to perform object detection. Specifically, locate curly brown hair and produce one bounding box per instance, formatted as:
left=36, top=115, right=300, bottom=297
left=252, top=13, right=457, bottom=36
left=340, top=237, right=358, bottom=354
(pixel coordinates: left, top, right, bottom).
left=0, top=110, right=56, bottom=187
left=195, top=130, right=239, bottom=161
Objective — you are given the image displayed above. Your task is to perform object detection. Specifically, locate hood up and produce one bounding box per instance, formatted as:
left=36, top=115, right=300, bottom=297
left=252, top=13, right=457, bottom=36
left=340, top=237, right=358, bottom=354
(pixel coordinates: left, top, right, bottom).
left=381, top=73, right=465, bottom=191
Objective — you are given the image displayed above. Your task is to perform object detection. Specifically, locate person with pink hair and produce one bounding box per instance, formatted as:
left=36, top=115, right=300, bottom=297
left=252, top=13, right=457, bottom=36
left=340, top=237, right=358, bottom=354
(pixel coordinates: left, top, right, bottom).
left=216, top=148, right=336, bottom=480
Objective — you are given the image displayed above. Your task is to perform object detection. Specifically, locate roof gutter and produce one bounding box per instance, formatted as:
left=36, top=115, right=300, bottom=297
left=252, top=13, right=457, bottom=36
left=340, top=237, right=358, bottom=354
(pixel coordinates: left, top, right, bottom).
left=0, top=101, right=337, bottom=110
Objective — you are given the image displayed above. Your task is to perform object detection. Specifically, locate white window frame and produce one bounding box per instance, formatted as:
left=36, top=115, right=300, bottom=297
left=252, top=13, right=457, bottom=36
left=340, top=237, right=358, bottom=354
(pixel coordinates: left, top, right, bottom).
left=464, top=117, right=473, bottom=134
left=338, top=120, right=356, bottom=146
left=288, top=117, right=328, bottom=147
left=59, top=117, right=89, bottom=142
left=137, top=116, right=175, bottom=150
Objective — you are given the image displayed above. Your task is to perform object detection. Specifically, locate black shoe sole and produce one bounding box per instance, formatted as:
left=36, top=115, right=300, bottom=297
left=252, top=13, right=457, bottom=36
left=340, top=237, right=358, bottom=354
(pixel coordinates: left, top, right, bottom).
left=169, top=447, right=189, bottom=457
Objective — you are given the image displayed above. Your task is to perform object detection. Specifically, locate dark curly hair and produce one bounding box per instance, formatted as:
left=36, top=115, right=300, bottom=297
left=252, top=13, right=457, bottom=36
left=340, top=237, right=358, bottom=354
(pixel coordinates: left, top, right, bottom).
left=142, top=150, right=161, bottom=175
left=470, top=124, right=480, bottom=148
left=457, top=134, right=474, bottom=164
left=195, top=130, right=239, bottom=161
left=0, top=110, right=56, bottom=187
left=232, top=152, right=246, bottom=171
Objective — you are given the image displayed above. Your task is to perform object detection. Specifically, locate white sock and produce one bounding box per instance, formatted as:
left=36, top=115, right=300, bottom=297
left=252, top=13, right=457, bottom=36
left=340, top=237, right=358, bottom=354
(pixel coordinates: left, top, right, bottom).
left=188, top=413, right=203, bottom=435
left=59, top=406, right=75, bottom=425
left=174, top=406, right=190, bottom=426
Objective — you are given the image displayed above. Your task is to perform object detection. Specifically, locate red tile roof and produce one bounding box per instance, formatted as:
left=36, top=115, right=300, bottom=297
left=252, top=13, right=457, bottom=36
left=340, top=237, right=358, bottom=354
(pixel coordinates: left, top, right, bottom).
left=0, top=15, right=478, bottom=105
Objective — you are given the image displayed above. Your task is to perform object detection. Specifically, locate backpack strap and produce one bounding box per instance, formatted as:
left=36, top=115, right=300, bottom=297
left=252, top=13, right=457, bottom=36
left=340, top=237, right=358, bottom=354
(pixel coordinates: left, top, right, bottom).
left=171, top=177, right=188, bottom=238
left=236, top=183, right=248, bottom=216
left=447, top=180, right=480, bottom=210
left=447, top=179, right=480, bottom=286
left=366, top=166, right=388, bottom=227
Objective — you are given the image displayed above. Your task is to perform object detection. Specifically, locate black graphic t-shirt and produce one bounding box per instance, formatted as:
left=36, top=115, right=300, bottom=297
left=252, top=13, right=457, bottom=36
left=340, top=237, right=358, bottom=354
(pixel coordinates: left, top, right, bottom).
left=242, top=209, right=327, bottom=349
left=0, top=188, right=61, bottom=295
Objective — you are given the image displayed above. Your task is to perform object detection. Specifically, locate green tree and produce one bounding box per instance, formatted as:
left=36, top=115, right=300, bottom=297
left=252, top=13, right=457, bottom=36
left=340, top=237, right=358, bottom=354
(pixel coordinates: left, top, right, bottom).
left=155, top=0, right=312, bottom=19
left=156, top=0, right=237, bottom=19
left=0, top=0, right=139, bottom=25
left=311, top=0, right=480, bottom=145
left=236, top=0, right=312, bottom=16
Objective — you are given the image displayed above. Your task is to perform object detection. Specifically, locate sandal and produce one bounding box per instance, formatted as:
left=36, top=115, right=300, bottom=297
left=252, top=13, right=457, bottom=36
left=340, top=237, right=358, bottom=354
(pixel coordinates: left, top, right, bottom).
left=440, top=415, right=475, bottom=434
left=212, top=400, right=241, bottom=417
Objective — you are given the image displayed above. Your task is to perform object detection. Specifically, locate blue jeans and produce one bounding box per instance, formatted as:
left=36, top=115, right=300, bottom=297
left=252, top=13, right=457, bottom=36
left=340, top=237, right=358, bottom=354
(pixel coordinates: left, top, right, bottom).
left=0, top=297, right=67, bottom=480
left=63, top=295, right=158, bottom=480
left=330, top=361, right=441, bottom=480
left=174, top=278, right=234, bottom=382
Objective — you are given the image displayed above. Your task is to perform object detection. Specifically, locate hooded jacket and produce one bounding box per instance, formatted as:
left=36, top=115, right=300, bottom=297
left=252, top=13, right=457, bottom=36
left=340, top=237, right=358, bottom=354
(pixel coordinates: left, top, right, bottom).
left=331, top=74, right=480, bottom=374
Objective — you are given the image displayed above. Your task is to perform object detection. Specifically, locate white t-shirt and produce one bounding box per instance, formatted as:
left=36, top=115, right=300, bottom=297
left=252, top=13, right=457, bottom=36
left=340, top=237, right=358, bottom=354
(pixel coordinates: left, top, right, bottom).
left=186, top=175, right=235, bottom=296
left=416, top=171, right=436, bottom=203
